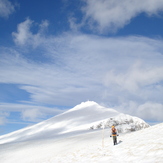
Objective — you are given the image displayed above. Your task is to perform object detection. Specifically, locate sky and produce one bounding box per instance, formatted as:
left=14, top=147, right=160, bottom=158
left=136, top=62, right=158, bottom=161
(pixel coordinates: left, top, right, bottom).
left=0, top=0, right=163, bottom=135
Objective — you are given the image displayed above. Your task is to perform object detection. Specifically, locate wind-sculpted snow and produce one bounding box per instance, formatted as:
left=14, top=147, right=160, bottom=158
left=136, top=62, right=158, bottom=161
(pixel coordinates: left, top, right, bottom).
left=0, top=101, right=149, bottom=144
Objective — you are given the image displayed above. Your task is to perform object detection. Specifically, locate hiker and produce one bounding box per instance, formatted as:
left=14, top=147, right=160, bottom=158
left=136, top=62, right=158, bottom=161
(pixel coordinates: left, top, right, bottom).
left=110, top=125, right=119, bottom=145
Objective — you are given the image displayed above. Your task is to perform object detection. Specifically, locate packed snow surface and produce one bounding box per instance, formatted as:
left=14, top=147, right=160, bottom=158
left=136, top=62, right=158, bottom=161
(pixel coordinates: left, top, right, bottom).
left=0, top=123, right=163, bottom=163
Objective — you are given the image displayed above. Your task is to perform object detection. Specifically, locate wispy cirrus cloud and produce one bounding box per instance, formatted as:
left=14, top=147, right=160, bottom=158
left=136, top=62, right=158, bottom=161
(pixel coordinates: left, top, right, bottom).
left=81, top=0, right=163, bottom=33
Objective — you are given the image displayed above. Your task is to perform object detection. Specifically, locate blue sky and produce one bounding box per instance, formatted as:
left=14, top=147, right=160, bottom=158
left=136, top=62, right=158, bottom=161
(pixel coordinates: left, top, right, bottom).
left=0, top=0, right=163, bottom=135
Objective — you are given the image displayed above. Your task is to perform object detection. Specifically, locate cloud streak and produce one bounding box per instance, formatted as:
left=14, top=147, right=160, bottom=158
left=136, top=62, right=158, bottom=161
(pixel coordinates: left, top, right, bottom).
left=0, top=103, right=64, bottom=123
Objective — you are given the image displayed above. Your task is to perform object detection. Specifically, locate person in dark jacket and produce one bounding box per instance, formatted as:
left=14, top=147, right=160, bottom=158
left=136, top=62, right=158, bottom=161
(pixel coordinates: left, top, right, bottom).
left=110, top=126, right=119, bottom=145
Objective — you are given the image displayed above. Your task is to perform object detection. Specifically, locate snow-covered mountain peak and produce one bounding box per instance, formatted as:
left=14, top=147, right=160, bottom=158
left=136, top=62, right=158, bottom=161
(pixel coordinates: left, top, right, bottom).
left=0, top=101, right=149, bottom=144
left=65, top=101, right=119, bottom=115
left=64, top=101, right=98, bottom=113
left=67, top=101, right=107, bottom=111
left=73, top=101, right=98, bottom=109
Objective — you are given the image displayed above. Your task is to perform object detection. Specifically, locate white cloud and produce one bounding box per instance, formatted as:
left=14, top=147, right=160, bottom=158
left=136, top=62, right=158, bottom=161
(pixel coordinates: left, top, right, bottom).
left=0, top=0, right=16, bottom=18
left=12, top=18, right=33, bottom=46
left=12, top=18, right=49, bottom=47
left=82, top=0, right=163, bottom=33
left=21, top=108, right=46, bottom=122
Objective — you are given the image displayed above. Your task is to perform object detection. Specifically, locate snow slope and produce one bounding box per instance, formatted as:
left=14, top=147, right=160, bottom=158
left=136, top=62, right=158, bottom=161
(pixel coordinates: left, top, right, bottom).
left=0, top=123, right=163, bottom=163
left=0, top=101, right=149, bottom=144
